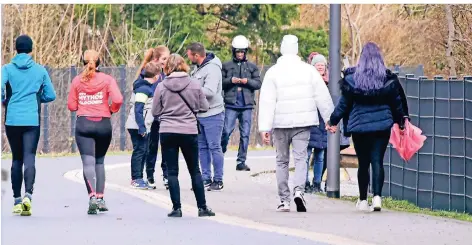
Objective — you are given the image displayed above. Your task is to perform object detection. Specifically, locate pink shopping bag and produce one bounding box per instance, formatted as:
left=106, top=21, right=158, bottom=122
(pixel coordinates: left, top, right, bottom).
left=389, top=120, right=427, bottom=161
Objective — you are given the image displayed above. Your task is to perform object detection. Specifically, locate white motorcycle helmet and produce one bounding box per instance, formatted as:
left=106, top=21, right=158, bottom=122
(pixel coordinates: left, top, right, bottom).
left=231, top=35, right=249, bottom=49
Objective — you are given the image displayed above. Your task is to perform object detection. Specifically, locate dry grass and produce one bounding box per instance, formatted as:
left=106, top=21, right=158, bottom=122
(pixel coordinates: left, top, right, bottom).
left=340, top=195, right=472, bottom=222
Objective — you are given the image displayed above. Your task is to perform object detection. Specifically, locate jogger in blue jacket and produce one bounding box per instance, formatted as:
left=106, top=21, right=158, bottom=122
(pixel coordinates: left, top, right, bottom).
left=1, top=35, right=56, bottom=216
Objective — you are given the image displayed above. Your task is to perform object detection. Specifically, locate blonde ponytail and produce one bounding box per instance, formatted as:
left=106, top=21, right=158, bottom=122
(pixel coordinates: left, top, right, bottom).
left=135, top=48, right=155, bottom=80
left=135, top=46, right=170, bottom=80
left=81, top=50, right=99, bottom=83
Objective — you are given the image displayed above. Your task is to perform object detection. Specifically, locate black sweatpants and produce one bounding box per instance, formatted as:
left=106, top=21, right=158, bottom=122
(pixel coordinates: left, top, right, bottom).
left=75, top=117, right=112, bottom=197
left=352, top=130, right=390, bottom=200
left=5, top=126, right=40, bottom=198
left=160, top=133, right=207, bottom=210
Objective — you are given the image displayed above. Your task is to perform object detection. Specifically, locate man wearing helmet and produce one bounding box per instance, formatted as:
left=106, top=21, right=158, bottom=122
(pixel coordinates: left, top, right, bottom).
left=221, top=35, right=262, bottom=172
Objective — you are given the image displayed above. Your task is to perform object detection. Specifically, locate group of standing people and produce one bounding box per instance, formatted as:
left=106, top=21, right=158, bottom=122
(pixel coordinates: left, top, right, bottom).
left=2, top=32, right=408, bottom=217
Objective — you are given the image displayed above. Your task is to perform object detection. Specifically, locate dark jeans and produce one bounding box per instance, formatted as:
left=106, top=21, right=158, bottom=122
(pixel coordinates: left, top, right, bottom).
left=5, top=125, right=40, bottom=198
left=147, top=120, right=167, bottom=180
left=221, top=108, right=252, bottom=164
left=129, top=129, right=149, bottom=180
left=352, top=130, right=390, bottom=200
left=160, top=133, right=207, bottom=210
left=306, top=147, right=324, bottom=184
left=198, top=112, right=224, bottom=182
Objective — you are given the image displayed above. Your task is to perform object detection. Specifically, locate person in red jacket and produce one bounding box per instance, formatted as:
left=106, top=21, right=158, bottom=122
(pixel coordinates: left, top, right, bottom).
left=67, top=49, right=123, bottom=215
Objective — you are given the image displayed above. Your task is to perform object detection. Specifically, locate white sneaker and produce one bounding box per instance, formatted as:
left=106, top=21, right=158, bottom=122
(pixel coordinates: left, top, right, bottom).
left=276, top=201, right=290, bottom=212
left=147, top=179, right=157, bottom=190
left=294, top=191, right=307, bottom=212
left=372, top=196, right=382, bottom=211
left=356, top=199, right=371, bottom=212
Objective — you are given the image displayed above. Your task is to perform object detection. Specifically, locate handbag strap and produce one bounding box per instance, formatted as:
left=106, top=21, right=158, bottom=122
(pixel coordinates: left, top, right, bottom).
left=173, top=90, right=198, bottom=119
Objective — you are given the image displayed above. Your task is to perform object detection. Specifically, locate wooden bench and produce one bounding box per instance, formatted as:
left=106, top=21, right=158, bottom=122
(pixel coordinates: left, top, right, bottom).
left=340, top=147, right=358, bottom=168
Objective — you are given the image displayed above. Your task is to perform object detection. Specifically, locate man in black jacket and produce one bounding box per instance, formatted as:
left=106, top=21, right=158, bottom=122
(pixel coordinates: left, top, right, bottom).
left=221, top=35, right=262, bottom=171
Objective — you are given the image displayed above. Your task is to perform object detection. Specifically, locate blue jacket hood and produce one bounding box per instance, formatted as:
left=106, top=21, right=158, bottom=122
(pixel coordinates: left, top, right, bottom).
left=11, top=53, right=35, bottom=70
left=198, top=53, right=222, bottom=69
left=133, top=78, right=153, bottom=92
left=2, top=54, right=56, bottom=126
left=138, top=69, right=165, bottom=96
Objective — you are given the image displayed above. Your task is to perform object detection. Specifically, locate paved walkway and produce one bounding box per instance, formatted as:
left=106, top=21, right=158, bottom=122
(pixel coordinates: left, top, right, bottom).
left=3, top=150, right=472, bottom=245
left=1, top=154, right=327, bottom=245
left=103, top=150, right=472, bottom=245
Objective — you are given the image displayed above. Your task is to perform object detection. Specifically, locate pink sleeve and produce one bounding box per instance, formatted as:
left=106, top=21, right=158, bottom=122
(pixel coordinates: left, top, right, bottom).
left=108, top=77, right=123, bottom=113
left=67, top=78, right=78, bottom=111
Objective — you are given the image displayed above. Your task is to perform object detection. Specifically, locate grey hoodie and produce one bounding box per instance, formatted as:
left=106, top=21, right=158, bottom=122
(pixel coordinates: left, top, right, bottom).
left=190, top=53, right=224, bottom=118
left=152, top=72, right=209, bottom=134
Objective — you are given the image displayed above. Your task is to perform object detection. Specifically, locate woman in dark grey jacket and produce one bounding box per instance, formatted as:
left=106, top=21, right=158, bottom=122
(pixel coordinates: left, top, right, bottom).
left=152, top=54, right=215, bottom=218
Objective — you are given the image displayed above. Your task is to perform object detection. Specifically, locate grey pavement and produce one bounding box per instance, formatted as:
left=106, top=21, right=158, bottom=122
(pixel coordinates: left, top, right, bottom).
left=105, top=150, right=472, bottom=245
left=1, top=154, right=325, bottom=245
left=3, top=150, right=472, bottom=245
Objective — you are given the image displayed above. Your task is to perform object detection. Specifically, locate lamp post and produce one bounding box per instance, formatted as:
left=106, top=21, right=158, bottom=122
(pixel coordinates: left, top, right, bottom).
left=327, top=4, right=341, bottom=199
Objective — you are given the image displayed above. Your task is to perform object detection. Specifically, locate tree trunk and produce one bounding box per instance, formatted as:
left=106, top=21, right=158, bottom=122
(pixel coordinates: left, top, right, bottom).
left=445, top=4, right=457, bottom=76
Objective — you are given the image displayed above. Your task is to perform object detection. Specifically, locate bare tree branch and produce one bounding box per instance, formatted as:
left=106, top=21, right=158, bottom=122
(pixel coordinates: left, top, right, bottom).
left=98, top=4, right=112, bottom=53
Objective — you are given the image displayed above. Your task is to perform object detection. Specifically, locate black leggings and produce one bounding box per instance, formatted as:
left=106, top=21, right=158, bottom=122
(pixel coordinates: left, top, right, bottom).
left=160, top=133, right=207, bottom=210
left=5, top=126, right=40, bottom=198
left=352, top=130, right=390, bottom=200
left=75, top=117, right=112, bottom=197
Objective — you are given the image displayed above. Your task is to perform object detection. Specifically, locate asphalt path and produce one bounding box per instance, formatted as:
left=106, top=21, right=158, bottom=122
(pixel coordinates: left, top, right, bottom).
left=1, top=155, right=326, bottom=245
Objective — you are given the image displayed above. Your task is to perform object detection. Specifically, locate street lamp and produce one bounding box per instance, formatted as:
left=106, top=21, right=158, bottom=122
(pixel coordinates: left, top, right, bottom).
left=327, top=4, right=341, bottom=199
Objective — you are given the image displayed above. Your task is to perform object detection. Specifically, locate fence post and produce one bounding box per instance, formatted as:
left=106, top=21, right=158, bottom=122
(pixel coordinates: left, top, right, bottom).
left=415, top=76, right=427, bottom=206
left=70, top=65, right=77, bottom=153
left=431, top=75, right=443, bottom=210
left=447, top=76, right=458, bottom=211
left=119, top=65, right=127, bottom=151
left=43, top=66, right=51, bottom=154
left=463, top=76, right=472, bottom=213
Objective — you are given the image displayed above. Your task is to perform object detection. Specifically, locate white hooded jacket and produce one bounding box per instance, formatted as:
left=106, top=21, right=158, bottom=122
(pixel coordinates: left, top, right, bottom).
left=258, top=35, right=334, bottom=132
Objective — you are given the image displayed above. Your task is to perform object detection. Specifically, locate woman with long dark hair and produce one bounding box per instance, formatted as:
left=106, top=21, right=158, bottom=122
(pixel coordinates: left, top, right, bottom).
left=152, top=54, right=215, bottom=217
left=327, top=42, right=408, bottom=212
left=68, top=50, right=123, bottom=214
